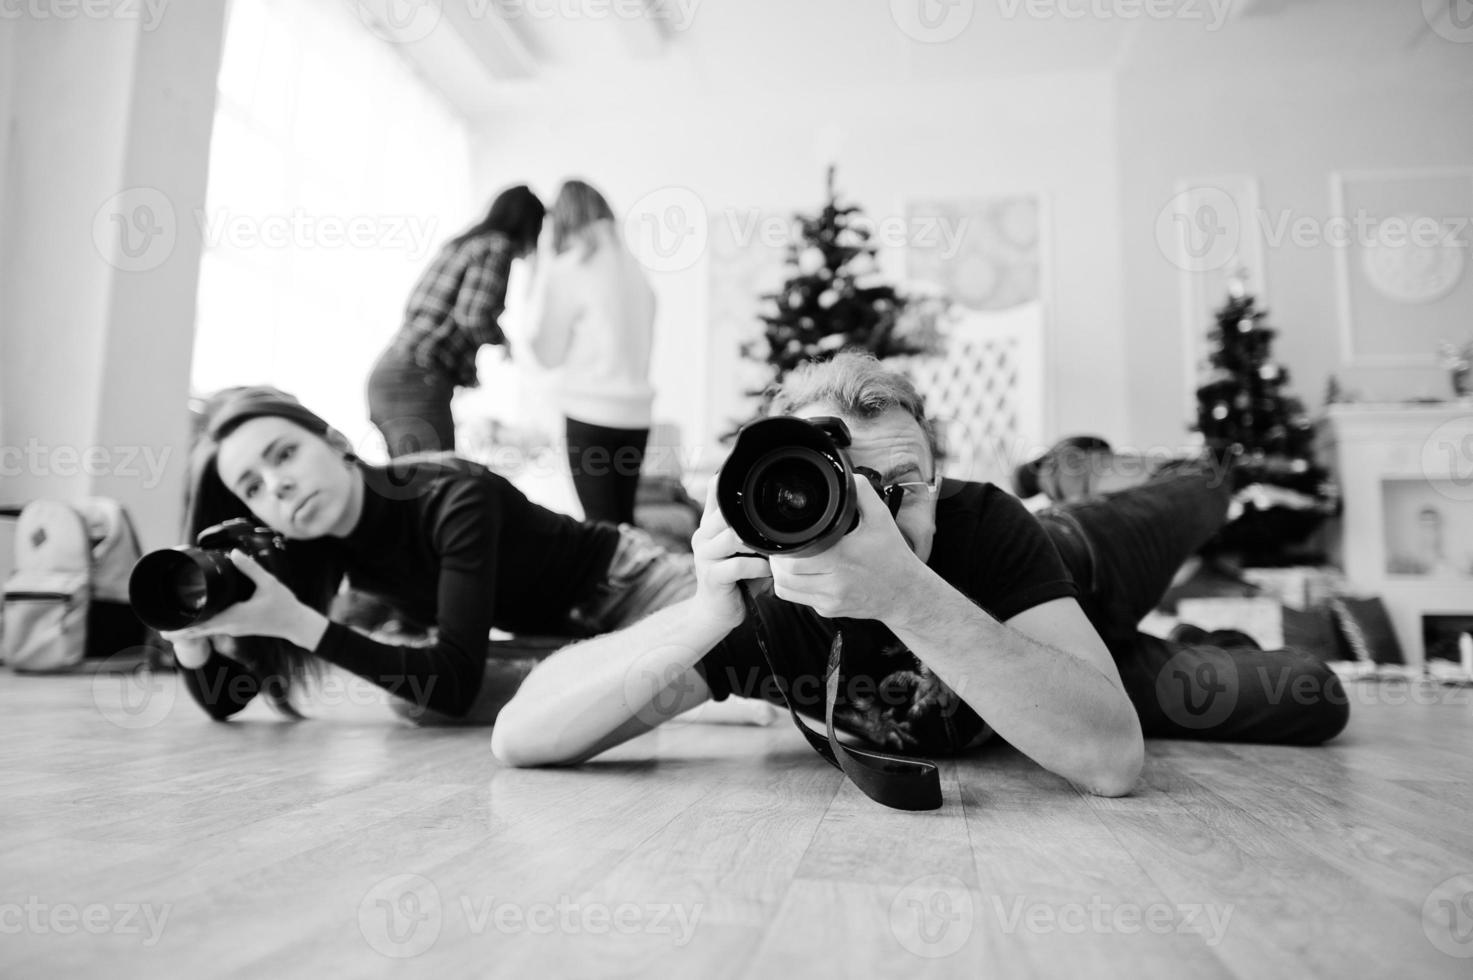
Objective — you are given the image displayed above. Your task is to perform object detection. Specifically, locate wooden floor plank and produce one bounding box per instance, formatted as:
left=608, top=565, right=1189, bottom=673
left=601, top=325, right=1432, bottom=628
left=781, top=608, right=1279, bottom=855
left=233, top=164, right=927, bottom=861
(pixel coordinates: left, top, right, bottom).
left=4, top=672, right=1473, bottom=976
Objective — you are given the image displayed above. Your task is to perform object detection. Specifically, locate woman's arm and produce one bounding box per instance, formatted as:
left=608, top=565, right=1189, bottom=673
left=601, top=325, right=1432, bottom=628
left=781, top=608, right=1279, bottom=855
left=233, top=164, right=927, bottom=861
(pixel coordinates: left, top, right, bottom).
left=161, top=550, right=490, bottom=718
left=453, top=240, right=512, bottom=349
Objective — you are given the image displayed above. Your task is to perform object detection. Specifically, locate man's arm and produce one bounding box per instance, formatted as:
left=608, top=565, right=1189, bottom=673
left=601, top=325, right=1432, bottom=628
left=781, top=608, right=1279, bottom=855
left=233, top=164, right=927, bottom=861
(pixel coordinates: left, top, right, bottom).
left=771, top=479, right=1143, bottom=797
left=489, top=599, right=718, bottom=767
left=490, top=483, right=772, bottom=767
left=889, top=585, right=1143, bottom=797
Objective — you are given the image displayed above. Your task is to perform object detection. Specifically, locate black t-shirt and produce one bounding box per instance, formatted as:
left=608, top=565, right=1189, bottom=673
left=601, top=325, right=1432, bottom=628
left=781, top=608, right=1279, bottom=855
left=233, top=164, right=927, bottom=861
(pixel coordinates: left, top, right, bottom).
left=183, top=463, right=620, bottom=719
left=695, top=480, right=1078, bottom=756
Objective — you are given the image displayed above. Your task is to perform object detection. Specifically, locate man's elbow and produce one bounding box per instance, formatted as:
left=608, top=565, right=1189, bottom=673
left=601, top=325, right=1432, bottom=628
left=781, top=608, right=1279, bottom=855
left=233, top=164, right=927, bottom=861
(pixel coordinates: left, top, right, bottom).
left=1079, top=723, right=1145, bottom=798
left=489, top=702, right=566, bottom=768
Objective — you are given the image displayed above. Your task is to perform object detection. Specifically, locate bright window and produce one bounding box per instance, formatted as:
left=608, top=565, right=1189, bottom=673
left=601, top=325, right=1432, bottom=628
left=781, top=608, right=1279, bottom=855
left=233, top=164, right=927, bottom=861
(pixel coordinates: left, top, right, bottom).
left=193, top=0, right=472, bottom=458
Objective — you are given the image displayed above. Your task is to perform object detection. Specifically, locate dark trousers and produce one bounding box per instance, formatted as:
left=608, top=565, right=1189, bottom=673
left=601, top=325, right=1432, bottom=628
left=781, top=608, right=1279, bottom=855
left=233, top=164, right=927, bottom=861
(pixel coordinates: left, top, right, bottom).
left=1037, top=467, right=1350, bottom=745
left=565, top=416, right=648, bottom=526
left=367, top=348, right=457, bottom=458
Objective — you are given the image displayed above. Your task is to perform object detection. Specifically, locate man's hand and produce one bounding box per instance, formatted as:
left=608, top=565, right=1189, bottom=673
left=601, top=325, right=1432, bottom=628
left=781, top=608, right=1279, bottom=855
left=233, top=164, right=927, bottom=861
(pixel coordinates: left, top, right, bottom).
left=159, top=550, right=326, bottom=651
left=690, top=480, right=772, bottom=633
left=769, top=474, right=929, bottom=623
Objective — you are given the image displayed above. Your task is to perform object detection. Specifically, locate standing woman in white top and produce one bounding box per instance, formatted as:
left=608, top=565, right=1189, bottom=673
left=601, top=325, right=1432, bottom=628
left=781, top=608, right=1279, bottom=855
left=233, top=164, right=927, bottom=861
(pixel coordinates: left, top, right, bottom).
left=530, top=180, right=657, bottom=526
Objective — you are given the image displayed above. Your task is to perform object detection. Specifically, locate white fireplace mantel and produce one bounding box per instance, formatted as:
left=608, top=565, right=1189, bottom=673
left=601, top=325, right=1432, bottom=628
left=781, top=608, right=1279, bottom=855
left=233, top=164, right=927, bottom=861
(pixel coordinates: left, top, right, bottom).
left=1317, top=402, right=1473, bottom=666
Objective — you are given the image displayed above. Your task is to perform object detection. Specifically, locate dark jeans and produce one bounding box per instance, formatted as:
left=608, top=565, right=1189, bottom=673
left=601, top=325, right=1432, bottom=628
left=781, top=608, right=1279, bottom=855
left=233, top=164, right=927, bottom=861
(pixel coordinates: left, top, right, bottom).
left=1037, top=467, right=1350, bottom=745
left=565, top=416, right=648, bottom=526
left=367, top=348, right=457, bottom=458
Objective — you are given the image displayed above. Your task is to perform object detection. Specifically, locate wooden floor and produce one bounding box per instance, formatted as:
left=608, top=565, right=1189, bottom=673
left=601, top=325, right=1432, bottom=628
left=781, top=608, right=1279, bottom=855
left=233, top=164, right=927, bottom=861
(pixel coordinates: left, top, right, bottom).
left=2, top=665, right=1472, bottom=979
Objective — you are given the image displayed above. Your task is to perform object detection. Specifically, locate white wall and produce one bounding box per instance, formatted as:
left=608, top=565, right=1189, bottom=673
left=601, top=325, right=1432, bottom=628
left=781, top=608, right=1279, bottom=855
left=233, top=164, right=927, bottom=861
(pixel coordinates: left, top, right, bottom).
left=0, top=16, right=13, bottom=453
left=0, top=4, right=228, bottom=549
left=470, top=71, right=1127, bottom=469
left=1119, top=56, right=1473, bottom=451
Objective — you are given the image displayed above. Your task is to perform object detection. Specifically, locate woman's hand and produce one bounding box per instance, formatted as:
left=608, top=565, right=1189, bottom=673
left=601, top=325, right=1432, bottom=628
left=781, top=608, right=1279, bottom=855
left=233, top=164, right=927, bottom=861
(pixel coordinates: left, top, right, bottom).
left=159, top=551, right=328, bottom=651
left=168, top=635, right=242, bottom=670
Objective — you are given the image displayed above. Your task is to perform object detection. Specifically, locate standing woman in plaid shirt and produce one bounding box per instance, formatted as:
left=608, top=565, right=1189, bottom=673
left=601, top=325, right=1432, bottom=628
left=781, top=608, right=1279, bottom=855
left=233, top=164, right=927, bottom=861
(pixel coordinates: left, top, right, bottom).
left=368, top=186, right=545, bottom=457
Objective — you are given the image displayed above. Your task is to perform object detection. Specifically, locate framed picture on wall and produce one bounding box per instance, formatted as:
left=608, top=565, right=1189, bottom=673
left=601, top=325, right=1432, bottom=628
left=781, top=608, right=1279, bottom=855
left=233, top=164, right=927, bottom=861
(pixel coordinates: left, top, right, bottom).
left=1332, top=167, right=1473, bottom=367
left=904, top=195, right=1047, bottom=312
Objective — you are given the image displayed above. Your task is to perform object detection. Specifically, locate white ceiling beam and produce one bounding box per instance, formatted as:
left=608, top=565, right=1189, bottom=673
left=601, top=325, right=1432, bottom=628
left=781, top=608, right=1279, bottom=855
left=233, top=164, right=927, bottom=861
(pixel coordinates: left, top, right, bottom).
left=440, top=1, right=542, bottom=80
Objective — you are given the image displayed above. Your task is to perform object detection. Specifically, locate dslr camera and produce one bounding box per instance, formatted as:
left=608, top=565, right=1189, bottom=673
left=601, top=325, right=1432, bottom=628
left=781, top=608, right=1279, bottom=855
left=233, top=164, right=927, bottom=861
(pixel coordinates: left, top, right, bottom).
left=717, top=416, right=889, bottom=557
left=129, top=519, right=286, bottom=632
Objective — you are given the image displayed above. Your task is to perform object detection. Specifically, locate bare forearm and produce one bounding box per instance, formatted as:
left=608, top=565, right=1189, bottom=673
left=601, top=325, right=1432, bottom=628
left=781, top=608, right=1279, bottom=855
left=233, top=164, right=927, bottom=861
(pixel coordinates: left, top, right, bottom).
left=491, top=599, right=723, bottom=765
left=888, top=570, right=1142, bottom=795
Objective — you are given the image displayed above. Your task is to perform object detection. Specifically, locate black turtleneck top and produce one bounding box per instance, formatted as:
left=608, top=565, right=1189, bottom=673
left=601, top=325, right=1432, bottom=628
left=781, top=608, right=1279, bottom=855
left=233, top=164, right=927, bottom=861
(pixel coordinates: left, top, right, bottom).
left=180, top=463, right=621, bottom=720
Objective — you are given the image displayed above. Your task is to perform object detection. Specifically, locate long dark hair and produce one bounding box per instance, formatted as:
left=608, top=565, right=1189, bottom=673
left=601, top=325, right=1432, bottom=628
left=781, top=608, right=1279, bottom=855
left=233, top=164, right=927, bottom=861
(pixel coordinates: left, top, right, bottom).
left=450, top=184, right=545, bottom=254
left=185, top=387, right=500, bottom=715
left=184, top=388, right=349, bottom=715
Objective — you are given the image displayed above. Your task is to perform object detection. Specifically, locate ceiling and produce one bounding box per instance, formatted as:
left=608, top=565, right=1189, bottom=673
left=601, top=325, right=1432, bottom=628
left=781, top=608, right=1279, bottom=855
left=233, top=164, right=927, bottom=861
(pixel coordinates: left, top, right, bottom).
left=353, top=0, right=1472, bottom=118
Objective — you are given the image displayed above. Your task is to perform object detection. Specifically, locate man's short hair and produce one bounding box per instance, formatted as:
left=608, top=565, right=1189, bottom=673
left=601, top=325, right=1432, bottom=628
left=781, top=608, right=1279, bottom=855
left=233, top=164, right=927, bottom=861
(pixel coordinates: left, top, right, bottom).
left=769, top=351, right=941, bottom=465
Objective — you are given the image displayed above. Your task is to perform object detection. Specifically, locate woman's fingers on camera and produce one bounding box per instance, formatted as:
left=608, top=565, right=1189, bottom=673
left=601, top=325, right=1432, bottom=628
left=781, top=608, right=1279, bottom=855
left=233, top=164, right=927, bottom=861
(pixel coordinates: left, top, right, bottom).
left=228, top=549, right=271, bottom=581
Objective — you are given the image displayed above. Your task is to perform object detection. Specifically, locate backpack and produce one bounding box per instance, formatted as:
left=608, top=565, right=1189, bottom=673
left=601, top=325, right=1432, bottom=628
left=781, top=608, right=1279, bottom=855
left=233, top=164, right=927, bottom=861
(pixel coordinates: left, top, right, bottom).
left=1, top=498, right=147, bottom=672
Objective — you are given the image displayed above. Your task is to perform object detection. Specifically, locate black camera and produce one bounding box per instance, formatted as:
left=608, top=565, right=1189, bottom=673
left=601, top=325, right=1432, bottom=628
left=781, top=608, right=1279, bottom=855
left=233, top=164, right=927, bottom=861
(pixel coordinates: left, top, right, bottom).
left=128, top=519, right=286, bottom=632
left=717, top=416, right=887, bottom=557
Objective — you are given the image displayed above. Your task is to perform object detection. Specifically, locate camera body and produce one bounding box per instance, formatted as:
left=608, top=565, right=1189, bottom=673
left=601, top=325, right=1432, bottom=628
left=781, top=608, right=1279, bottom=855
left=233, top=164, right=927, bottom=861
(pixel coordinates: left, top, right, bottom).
left=128, top=519, right=286, bottom=632
left=717, top=415, right=886, bottom=557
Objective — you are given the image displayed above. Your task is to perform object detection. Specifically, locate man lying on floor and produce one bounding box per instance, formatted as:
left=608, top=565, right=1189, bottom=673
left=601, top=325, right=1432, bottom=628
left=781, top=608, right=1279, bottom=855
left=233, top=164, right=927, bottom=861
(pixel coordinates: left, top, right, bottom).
left=490, top=352, right=1349, bottom=796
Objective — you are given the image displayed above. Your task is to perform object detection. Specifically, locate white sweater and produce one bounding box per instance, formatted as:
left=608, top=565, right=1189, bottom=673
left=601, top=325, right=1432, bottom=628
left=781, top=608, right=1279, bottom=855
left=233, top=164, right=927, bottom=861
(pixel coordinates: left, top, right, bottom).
left=530, top=228, right=657, bottom=430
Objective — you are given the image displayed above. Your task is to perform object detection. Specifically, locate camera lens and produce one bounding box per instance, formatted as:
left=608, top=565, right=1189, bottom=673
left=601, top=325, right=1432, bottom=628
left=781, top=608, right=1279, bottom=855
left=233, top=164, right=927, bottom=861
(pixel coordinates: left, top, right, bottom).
left=743, top=448, right=842, bottom=544
left=128, top=548, right=252, bottom=632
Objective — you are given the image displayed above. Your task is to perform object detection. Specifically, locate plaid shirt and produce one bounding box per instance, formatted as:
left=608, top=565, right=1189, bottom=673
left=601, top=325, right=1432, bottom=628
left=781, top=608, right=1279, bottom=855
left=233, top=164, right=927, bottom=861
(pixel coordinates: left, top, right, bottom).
left=392, top=232, right=515, bottom=387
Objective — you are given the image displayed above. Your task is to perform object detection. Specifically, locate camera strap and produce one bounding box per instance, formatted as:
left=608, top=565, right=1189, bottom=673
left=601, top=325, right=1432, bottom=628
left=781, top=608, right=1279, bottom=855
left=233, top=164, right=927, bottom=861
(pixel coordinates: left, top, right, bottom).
left=738, top=584, right=943, bottom=812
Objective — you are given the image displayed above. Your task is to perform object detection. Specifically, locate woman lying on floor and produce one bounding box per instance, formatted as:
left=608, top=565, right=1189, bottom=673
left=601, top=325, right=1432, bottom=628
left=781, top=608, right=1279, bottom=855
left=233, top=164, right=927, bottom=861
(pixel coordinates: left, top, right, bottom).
left=161, top=387, right=694, bottom=723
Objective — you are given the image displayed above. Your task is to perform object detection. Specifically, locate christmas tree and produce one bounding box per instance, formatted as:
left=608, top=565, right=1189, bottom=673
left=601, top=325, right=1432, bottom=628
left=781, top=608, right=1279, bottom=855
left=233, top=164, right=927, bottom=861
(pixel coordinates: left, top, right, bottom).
left=1193, top=272, right=1337, bottom=559
left=740, top=167, right=930, bottom=406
